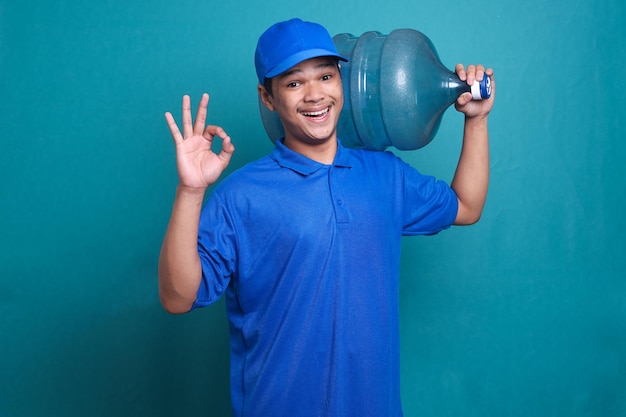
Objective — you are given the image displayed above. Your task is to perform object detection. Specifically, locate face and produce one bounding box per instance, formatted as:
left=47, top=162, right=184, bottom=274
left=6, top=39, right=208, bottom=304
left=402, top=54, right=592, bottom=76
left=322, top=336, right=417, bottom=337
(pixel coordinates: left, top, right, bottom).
left=259, top=57, right=343, bottom=150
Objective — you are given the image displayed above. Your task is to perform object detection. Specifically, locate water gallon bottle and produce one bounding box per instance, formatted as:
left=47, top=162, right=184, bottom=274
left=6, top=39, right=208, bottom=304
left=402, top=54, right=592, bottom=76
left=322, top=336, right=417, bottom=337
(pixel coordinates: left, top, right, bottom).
left=259, top=28, right=491, bottom=151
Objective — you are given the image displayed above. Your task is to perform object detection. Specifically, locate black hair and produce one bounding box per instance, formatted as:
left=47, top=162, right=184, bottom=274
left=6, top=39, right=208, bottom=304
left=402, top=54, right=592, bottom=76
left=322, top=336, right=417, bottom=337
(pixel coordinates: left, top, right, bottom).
left=263, top=77, right=274, bottom=97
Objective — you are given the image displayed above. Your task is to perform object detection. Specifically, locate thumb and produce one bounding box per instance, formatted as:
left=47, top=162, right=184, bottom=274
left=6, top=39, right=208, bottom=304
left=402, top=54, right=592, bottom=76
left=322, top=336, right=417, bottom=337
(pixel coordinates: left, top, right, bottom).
left=217, top=135, right=235, bottom=167
left=455, top=92, right=473, bottom=112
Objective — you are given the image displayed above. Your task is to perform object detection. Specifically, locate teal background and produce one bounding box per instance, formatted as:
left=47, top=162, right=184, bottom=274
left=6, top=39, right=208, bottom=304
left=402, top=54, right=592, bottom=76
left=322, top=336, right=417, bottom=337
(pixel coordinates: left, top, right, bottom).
left=1, top=0, right=625, bottom=416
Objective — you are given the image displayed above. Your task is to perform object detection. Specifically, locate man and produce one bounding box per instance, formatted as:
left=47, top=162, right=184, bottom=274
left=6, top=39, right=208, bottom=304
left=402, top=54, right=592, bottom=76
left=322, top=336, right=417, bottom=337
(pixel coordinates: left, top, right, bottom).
left=159, top=18, right=495, bottom=417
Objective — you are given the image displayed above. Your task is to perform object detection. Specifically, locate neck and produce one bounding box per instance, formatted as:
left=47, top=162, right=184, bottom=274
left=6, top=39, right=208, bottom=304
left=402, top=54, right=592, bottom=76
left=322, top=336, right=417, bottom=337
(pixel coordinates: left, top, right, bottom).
left=283, top=137, right=338, bottom=165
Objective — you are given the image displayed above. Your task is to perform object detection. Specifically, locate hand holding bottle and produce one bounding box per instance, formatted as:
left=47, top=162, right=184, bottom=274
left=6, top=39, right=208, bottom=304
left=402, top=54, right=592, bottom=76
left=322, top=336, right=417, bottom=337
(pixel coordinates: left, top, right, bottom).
left=454, top=64, right=496, bottom=119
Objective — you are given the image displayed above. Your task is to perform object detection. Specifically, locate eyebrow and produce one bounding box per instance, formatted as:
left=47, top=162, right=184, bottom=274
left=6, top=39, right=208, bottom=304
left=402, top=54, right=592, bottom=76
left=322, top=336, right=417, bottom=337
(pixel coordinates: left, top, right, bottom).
left=278, top=60, right=338, bottom=80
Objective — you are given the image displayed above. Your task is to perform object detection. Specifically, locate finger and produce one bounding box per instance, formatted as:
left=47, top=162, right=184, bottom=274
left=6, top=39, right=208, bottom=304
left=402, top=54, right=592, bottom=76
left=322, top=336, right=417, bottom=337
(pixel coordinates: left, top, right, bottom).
left=164, top=112, right=183, bottom=145
left=193, top=93, right=209, bottom=136
left=205, top=125, right=234, bottom=157
left=456, top=92, right=472, bottom=108
left=218, top=134, right=235, bottom=165
left=466, top=64, right=476, bottom=85
left=455, top=63, right=466, bottom=81
left=182, top=95, right=193, bottom=138
left=475, top=64, right=485, bottom=81
left=202, top=125, right=235, bottom=167
left=203, top=125, right=229, bottom=141
left=486, top=73, right=496, bottom=100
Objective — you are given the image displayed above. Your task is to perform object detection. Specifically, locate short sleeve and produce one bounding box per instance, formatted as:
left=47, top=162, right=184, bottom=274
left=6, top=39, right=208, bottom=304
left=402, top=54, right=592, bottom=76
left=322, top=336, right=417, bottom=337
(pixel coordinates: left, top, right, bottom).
left=400, top=161, right=458, bottom=236
left=192, top=192, right=238, bottom=309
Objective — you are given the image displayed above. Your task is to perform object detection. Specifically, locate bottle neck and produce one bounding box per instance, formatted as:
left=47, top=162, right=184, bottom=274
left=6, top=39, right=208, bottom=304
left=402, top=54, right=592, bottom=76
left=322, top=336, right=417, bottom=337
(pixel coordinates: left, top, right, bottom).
left=448, top=72, right=491, bottom=100
left=448, top=72, right=472, bottom=97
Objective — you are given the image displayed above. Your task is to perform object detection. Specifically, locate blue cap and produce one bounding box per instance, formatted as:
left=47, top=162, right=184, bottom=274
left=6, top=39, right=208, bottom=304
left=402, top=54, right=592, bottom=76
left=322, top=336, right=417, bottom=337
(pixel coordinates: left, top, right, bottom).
left=255, top=18, right=348, bottom=85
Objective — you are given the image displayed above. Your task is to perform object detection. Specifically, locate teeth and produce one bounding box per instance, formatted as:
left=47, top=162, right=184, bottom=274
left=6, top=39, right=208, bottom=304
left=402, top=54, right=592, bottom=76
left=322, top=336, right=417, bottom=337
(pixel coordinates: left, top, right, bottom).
left=302, top=108, right=329, bottom=117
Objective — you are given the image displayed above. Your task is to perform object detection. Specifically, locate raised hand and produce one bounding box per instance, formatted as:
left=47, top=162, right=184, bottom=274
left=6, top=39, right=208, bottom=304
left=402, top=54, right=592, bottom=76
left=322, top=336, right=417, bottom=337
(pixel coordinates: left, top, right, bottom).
left=165, top=93, right=235, bottom=191
left=454, top=64, right=496, bottom=119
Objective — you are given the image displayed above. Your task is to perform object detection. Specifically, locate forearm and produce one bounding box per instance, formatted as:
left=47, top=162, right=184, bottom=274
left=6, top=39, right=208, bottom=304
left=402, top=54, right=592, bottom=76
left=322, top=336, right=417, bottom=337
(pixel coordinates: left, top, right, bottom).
left=158, top=186, right=206, bottom=313
left=451, top=115, right=490, bottom=225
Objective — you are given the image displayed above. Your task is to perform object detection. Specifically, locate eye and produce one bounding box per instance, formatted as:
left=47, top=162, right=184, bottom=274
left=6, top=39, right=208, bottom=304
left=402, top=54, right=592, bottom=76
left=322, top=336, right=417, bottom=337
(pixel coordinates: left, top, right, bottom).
left=321, top=74, right=332, bottom=81
left=286, top=81, right=300, bottom=88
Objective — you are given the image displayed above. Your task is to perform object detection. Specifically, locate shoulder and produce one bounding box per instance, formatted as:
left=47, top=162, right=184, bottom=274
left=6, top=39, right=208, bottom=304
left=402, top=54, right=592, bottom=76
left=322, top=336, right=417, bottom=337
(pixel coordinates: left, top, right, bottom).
left=214, top=155, right=277, bottom=189
left=345, top=147, right=413, bottom=173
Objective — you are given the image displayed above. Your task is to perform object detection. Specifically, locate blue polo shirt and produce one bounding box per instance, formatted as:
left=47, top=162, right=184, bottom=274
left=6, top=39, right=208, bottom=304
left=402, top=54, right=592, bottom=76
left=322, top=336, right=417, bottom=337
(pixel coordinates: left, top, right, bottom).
left=194, top=139, right=457, bottom=417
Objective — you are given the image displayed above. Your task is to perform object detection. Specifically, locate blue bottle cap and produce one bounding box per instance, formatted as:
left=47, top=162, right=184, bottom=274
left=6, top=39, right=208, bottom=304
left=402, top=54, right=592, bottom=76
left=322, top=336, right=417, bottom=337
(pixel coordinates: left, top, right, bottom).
left=470, top=76, right=492, bottom=100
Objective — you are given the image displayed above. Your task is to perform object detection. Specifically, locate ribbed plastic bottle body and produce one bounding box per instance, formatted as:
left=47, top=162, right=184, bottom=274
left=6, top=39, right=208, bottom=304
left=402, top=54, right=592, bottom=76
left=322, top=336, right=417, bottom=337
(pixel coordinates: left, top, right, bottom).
left=259, top=28, right=489, bottom=150
left=334, top=31, right=388, bottom=149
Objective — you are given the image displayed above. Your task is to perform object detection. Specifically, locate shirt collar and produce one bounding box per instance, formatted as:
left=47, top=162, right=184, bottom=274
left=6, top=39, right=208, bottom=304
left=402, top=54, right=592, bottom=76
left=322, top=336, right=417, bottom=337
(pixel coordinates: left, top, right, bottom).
left=270, top=138, right=353, bottom=175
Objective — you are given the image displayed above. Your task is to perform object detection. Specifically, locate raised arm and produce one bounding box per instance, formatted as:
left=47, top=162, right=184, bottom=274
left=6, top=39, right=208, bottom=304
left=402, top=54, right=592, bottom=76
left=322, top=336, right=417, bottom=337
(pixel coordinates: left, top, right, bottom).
left=159, top=93, right=235, bottom=313
left=451, top=64, right=495, bottom=225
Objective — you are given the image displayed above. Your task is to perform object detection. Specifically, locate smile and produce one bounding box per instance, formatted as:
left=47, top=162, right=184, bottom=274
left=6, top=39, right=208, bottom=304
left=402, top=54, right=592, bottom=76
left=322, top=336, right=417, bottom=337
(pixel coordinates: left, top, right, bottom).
left=301, top=107, right=330, bottom=118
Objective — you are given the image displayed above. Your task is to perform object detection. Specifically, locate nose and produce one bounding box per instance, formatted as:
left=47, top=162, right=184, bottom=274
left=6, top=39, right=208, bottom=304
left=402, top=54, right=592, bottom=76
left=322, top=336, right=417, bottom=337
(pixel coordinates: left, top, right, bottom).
left=303, top=80, right=324, bottom=102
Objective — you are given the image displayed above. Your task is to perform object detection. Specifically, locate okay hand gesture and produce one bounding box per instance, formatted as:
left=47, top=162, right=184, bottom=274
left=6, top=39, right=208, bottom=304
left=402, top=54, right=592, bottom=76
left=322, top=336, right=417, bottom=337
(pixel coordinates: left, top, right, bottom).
left=164, top=93, right=235, bottom=191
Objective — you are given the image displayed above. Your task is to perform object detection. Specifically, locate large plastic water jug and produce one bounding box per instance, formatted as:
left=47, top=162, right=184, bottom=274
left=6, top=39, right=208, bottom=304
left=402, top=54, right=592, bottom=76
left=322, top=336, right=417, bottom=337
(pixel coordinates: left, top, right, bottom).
left=259, top=28, right=491, bottom=150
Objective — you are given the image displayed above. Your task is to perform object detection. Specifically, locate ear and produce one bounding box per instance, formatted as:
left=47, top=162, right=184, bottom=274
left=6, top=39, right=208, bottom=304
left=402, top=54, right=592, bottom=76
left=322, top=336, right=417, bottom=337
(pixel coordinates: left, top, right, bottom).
left=258, top=84, right=275, bottom=111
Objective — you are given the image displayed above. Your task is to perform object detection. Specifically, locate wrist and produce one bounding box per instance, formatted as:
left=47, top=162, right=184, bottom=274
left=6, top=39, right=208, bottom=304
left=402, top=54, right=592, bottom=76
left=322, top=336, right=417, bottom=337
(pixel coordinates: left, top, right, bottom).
left=464, top=114, right=489, bottom=135
left=464, top=113, right=489, bottom=125
left=175, top=184, right=207, bottom=202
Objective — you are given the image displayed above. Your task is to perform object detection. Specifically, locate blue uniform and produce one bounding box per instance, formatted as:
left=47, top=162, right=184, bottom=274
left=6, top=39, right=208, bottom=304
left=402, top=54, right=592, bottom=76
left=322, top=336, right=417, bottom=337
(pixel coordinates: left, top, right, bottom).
left=193, top=139, right=458, bottom=417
